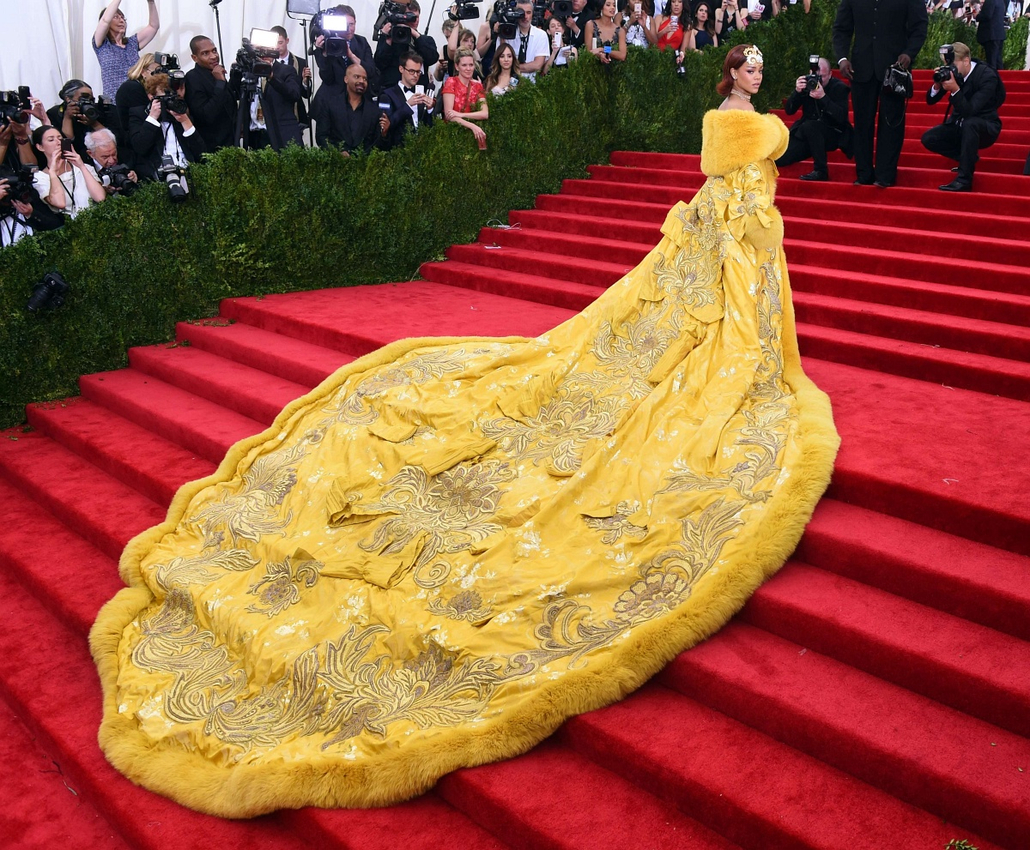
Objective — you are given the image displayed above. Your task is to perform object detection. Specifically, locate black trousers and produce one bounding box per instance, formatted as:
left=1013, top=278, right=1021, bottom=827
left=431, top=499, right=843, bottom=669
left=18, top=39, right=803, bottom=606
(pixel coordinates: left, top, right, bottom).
left=851, top=77, right=907, bottom=184
left=776, top=121, right=840, bottom=172
left=921, top=117, right=1001, bottom=183
left=981, top=40, right=1004, bottom=71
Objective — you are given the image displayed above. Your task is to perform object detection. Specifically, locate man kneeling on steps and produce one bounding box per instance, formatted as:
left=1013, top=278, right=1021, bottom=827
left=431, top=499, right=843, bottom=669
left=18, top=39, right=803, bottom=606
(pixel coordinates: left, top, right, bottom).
left=921, top=41, right=1005, bottom=192
left=775, top=56, right=854, bottom=182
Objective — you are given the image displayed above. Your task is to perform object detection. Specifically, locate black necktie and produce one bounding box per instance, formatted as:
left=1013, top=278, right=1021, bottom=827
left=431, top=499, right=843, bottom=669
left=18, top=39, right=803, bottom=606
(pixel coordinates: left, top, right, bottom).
left=519, top=33, right=529, bottom=64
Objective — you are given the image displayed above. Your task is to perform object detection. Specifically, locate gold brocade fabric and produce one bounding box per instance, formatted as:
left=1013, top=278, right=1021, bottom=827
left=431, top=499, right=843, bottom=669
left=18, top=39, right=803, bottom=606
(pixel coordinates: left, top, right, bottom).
left=92, top=109, right=839, bottom=817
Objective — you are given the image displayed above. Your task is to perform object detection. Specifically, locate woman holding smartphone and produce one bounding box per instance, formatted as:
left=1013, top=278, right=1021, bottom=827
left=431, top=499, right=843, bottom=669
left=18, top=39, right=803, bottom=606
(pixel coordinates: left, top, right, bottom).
left=653, top=0, right=689, bottom=51
left=622, top=0, right=657, bottom=47
left=585, top=0, right=629, bottom=63
left=543, top=17, right=579, bottom=73
left=31, top=126, right=106, bottom=218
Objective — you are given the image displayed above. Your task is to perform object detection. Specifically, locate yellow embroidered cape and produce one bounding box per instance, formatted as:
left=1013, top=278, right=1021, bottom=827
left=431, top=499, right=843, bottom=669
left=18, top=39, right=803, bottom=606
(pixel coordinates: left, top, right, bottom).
left=91, top=108, right=838, bottom=818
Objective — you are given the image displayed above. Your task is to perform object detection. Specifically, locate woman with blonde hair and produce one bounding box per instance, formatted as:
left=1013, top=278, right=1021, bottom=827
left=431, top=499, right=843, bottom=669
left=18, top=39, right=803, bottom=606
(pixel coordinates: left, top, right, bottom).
left=442, top=47, right=489, bottom=147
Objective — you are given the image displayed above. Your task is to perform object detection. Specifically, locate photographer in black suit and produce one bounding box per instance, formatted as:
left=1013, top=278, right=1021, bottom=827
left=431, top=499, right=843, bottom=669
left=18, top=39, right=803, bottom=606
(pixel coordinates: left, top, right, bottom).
left=921, top=42, right=1005, bottom=192
left=833, top=0, right=927, bottom=188
left=379, top=51, right=435, bottom=150
left=776, top=57, right=854, bottom=182
left=375, top=0, right=437, bottom=90
left=311, top=5, right=381, bottom=93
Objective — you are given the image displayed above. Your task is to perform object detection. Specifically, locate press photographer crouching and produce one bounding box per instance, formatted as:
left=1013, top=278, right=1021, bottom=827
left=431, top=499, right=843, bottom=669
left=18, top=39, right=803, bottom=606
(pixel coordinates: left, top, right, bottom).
left=85, top=128, right=139, bottom=197
left=0, top=166, right=65, bottom=247
left=126, top=69, right=207, bottom=199
left=921, top=42, right=1005, bottom=192
left=775, top=56, right=854, bottom=182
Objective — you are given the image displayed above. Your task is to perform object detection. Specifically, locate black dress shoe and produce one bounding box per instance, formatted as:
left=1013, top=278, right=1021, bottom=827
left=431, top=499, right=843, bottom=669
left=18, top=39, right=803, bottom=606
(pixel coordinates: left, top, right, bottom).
left=873, top=180, right=894, bottom=188
left=854, top=179, right=873, bottom=186
left=939, top=180, right=972, bottom=192
left=800, top=170, right=829, bottom=181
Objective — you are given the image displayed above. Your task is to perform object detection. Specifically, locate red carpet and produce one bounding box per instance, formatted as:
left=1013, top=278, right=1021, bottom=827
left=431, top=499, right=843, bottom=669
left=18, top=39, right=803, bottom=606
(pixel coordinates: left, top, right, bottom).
left=1, top=69, right=1029, bottom=849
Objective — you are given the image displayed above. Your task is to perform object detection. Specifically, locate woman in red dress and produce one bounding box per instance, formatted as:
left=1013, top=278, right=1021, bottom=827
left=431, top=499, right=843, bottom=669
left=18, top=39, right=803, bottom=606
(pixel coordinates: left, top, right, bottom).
left=442, top=47, right=489, bottom=148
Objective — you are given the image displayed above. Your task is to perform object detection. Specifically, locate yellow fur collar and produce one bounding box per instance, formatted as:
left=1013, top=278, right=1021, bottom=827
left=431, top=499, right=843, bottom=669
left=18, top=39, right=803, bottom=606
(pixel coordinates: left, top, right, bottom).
left=699, top=110, right=789, bottom=177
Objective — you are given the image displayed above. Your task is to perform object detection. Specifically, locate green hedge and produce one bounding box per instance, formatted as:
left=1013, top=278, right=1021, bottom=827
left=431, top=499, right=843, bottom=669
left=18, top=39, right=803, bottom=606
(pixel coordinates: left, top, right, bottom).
left=1, top=1, right=1026, bottom=426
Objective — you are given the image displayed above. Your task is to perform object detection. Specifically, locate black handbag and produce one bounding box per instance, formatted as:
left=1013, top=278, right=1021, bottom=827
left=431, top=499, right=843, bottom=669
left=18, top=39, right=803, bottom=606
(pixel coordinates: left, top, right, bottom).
left=883, top=63, right=914, bottom=98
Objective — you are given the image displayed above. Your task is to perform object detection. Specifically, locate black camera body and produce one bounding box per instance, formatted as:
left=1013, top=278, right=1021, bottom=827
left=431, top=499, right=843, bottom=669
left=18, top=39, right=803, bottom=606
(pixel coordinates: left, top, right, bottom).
left=933, top=44, right=959, bottom=86
left=449, top=0, right=483, bottom=20
left=157, top=92, right=188, bottom=115
left=73, top=94, right=109, bottom=124
left=374, top=0, right=419, bottom=46
left=233, top=40, right=274, bottom=80
left=27, top=272, right=70, bottom=313
left=0, top=90, right=31, bottom=128
left=99, top=164, right=139, bottom=197
left=804, top=54, right=821, bottom=94
left=0, top=165, right=34, bottom=212
left=549, top=0, right=574, bottom=17
left=491, top=0, right=525, bottom=40
left=157, top=156, right=189, bottom=203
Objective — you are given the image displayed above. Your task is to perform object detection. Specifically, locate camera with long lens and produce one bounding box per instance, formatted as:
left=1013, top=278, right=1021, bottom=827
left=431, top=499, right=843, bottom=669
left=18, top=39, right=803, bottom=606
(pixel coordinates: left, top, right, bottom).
left=804, top=54, right=821, bottom=93
left=0, top=89, right=31, bottom=128
left=72, top=93, right=112, bottom=124
left=157, top=155, right=189, bottom=203
left=374, top=0, right=419, bottom=45
left=490, top=0, right=525, bottom=40
left=233, top=37, right=275, bottom=79
left=933, top=44, right=959, bottom=85
left=449, top=0, right=483, bottom=20
left=156, top=91, right=188, bottom=115
left=154, top=52, right=187, bottom=94
left=98, top=164, right=139, bottom=197
left=0, top=165, right=34, bottom=212
left=26, top=272, right=70, bottom=313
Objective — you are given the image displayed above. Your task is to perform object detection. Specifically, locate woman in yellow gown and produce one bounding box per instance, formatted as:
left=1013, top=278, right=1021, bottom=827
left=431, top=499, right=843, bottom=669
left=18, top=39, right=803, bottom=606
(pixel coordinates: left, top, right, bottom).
left=92, top=44, right=839, bottom=817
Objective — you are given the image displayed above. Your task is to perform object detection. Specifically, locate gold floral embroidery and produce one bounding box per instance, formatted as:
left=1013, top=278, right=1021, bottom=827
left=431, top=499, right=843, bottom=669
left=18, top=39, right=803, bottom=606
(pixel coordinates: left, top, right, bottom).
left=427, top=589, right=493, bottom=622
left=153, top=549, right=258, bottom=592
left=247, top=554, right=324, bottom=617
left=583, top=500, right=648, bottom=545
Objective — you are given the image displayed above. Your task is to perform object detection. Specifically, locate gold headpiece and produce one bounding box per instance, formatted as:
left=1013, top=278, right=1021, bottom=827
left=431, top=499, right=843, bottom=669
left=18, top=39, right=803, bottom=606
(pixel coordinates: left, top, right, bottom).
left=743, top=45, right=763, bottom=65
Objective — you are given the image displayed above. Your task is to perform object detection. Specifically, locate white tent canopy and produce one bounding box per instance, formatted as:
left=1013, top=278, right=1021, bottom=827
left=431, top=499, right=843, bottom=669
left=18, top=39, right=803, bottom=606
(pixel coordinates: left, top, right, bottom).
left=0, top=0, right=457, bottom=108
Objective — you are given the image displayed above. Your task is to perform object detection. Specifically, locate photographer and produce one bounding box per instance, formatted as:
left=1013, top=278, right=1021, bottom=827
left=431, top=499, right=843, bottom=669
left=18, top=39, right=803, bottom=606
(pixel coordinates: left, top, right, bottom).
left=185, top=36, right=238, bottom=152
left=312, top=62, right=390, bottom=153
left=271, top=26, right=312, bottom=134
left=498, top=0, right=551, bottom=81
left=127, top=69, right=207, bottom=181
left=32, top=126, right=107, bottom=218
left=84, top=128, right=139, bottom=195
left=1, top=97, right=46, bottom=172
left=1, top=169, right=64, bottom=247
left=921, top=41, right=1004, bottom=191
left=244, top=37, right=305, bottom=151
left=376, top=0, right=438, bottom=90
left=311, top=5, right=380, bottom=93
left=47, top=80, right=122, bottom=162
left=775, top=57, right=854, bottom=181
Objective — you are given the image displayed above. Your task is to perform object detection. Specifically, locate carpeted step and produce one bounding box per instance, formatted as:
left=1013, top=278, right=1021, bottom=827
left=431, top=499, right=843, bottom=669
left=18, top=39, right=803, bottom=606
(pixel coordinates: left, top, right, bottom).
left=793, top=290, right=1030, bottom=360
left=743, top=560, right=1030, bottom=736
left=481, top=221, right=655, bottom=264
left=25, top=397, right=213, bottom=507
left=825, top=148, right=1028, bottom=173
left=175, top=319, right=353, bottom=387
left=129, top=344, right=313, bottom=426
left=788, top=261, right=1030, bottom=326
left=805, top=357, right=1030, bottom=556
left=797, top=319, right=1030, bottom=400
left=220, top=282, right=568, bottom=351
left=0, top=430, right=166, bottom=561
left=436, top=739, right=741, bottom=850
left=800, top=499, right=1030, bottom=643
left=445, top=243, right=631, bottom=288
left=0, top=478, right=123, bottom=636
left=562, top=686, right=1002, bottom=850
left=0, top=699, right=128, bottom=850
left=420, top=259, right=598, bottom=312
left=79, top=368, right=265, bottom=465
left=659, top=623, right=1030, bottom=850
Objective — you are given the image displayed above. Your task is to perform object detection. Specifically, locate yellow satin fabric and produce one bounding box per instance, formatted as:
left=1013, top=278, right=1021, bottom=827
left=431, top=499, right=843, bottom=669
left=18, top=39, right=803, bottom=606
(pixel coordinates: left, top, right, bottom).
left=92, top=110, right=838, bottom=817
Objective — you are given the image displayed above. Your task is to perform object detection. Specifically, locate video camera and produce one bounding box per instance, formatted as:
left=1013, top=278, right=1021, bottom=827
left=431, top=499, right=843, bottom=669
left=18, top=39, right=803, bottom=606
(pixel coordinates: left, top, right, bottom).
left=374, top=0, right=419, bottom=45
left=98, top=164, right=139, bottom=197
left=0, top=165, right=34, bottom=212
left=449, top=0, right=484, bottom=21
left=933, top=44, right=959, bottom=86
left=548, top=0, right=574, bottom=18
left=804, top=54, right=820, bottom=93
left=0, top=88, right=31, bottom=128
left=490, top=0, right=525, bottom=40
left=154, top=52, right=186, bottom=93
left=233, top=33, right=276, bottom=81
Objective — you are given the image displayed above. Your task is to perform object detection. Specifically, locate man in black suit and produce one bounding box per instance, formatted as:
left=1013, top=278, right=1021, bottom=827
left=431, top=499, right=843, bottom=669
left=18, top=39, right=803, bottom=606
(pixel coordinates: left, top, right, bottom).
left=312, top=62, right=390, bottom=153
left=245, top=56, right=304, bottom=150
left=379, top=51, right=435, bottom=150
left=833, top=0, right=927, bottom=188
left=374, top=0, right=437, bottom=90
left=921, top=41, right=1005, bottom=191
left=124, top=72, right=208, bottom=181
left=271, top=26, right=312, bottom=138
left=184, top=36, right=238, bottom=151
left=976, top=0, right=1006, bottom=70
left=311, top=5, right=381, bottom=94
left=776, top=57, right=854, bottom=181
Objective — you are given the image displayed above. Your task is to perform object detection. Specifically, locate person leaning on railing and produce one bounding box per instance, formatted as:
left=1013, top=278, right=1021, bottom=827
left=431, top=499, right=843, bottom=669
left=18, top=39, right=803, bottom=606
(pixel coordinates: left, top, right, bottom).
left=543, top=16, right=580, bottom=74
left=31, top=126, right=107, bottom=219
left=442, top=48, right=489, bottom=147
left=586, top=0, right=629, bottom=62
